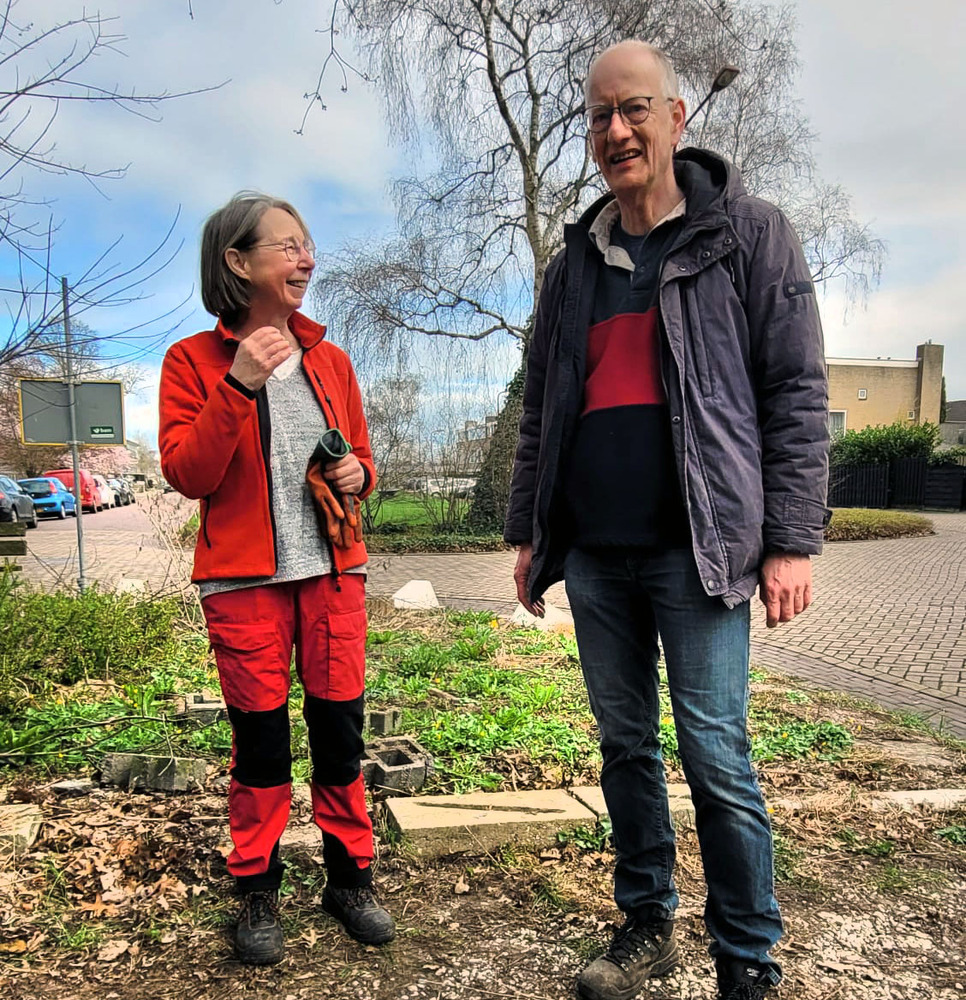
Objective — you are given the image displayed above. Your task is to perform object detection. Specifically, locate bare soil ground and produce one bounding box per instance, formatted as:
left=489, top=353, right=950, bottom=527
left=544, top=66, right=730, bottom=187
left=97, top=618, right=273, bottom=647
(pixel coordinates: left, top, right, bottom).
left=2, top=686, right=965, bottom=1000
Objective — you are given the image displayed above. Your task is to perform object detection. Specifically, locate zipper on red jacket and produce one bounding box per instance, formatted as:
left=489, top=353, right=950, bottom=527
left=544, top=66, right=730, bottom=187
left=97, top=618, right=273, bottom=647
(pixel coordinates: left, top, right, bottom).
left=201, top=495, right=212, bottom=548
left=254, top=386, right=280, bottom=570
left=308, top=369, right=342, bottom=430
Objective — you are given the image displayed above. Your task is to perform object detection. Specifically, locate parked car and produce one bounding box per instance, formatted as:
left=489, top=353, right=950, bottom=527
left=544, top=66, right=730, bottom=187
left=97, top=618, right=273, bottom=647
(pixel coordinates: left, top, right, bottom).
left=43, top=468, right=101, bottom=513
left=108, top=478, right=134, bottom=505
left=420, top=476, right=478, bottom=498
left=17, top=477, right=77, bottom=519
left=0, top=475, right=38, bottom=528
left=92, top=474, right=116, bottom=509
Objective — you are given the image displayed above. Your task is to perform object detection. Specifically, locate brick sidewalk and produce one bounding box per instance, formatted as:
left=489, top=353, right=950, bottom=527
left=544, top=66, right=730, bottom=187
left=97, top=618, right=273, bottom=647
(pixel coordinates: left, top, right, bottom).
left=19, top=502, right=966, bottom=736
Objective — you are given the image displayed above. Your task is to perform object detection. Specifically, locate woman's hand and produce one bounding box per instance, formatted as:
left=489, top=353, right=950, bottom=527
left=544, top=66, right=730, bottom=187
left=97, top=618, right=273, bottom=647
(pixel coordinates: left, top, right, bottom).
left=323, top=454, right=365, bottom=495
left=228, top=326, right=293, bottom=391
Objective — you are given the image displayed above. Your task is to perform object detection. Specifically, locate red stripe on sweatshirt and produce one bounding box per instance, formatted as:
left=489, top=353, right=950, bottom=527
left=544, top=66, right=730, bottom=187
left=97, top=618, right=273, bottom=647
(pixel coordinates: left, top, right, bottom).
left=583, top=309, right=666, bottom=416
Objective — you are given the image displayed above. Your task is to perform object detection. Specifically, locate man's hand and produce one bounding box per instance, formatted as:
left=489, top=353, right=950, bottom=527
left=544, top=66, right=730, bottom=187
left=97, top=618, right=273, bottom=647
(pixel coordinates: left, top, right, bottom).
left=759, top=553, right=812, bottom=628
left=323, top=454, right=365, bottom=495
left=228, top=326, right=293, bottom=392
left=513, top=543, right=545, bottom=618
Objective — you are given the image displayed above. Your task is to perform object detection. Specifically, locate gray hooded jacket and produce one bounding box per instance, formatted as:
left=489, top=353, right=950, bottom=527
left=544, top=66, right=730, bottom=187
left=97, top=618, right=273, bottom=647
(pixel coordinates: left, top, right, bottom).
left=504, top=148, right=831, bottom=607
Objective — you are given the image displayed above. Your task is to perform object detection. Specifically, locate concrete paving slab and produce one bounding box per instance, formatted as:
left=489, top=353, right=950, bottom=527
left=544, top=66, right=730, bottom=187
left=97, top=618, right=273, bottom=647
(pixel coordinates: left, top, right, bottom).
left=509, top=601, right=574, bottom=631
left=386, top=788, right=596, bottom=857
left=0, top=804, right=42, bottom=856
left=393, top=580, right=440, bottom=610
left=570, top=784, right=696, bottom=830
left=868, top=788, right=966, bottom=812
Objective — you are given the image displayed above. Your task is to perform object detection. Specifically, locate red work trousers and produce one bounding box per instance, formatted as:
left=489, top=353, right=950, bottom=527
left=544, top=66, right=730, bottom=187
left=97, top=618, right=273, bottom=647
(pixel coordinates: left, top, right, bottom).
left=202, top=573, right=373, bottom=892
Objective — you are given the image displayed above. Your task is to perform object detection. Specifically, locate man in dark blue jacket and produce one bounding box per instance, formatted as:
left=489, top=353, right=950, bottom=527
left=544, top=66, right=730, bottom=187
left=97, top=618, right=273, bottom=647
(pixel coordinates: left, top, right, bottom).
left=505, top=39, right=830, bottom=1000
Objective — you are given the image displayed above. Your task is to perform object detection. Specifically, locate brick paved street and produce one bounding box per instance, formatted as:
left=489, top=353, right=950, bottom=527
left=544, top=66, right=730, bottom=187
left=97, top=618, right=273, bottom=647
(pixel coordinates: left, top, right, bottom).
left=18, top=501, right=966, bottom=736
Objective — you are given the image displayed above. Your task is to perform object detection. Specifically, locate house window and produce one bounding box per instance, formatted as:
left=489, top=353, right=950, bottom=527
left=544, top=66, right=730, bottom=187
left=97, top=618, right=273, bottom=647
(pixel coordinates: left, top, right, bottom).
left=829, top=410, right=847, bottom=438
left=857, top=388, right=868, bottom=400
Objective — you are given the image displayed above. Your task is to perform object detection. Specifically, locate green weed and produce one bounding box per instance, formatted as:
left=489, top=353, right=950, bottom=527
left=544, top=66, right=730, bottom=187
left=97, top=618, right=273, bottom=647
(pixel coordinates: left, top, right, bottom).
left=935, top=825, right=966, bottom=845
left=752, top=717, right=853, bottom=762
left=558, top=818, right=612, bottom=852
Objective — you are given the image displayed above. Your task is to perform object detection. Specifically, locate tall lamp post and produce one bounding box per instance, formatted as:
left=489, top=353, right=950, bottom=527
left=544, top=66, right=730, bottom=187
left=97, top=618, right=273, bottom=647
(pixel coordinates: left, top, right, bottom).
left=685, top=65, right=740, bottom=146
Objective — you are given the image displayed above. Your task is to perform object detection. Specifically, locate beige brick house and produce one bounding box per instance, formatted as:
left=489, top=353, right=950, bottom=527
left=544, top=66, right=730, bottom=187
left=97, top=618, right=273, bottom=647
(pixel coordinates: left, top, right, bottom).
left=826, top=342, right=943, bottom=436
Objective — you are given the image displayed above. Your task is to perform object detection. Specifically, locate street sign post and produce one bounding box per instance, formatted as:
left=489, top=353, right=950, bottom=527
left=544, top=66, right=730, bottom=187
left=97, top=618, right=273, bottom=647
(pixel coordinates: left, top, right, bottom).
left=18, top=379, right=125, bottom=447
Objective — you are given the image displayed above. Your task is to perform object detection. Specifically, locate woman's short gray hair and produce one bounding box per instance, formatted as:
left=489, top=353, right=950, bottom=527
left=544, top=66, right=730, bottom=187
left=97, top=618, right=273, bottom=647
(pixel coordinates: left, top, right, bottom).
left=200, top=191, right=311, bottom=327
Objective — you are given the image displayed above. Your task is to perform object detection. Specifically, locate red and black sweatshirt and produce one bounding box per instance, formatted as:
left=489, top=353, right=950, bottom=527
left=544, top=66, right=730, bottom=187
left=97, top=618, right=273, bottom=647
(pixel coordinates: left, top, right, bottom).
left=564, top=201, right=690, bottom=549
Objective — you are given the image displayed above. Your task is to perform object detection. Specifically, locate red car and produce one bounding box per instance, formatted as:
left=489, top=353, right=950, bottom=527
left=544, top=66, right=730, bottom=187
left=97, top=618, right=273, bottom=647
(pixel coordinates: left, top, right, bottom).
left=42, top=468, right=101, bottom=513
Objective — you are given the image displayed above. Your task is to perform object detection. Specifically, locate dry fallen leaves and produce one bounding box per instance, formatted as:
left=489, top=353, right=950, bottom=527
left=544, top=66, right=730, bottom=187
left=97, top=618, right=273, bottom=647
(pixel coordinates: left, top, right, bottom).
left=97, top=939, right=130, bottom=962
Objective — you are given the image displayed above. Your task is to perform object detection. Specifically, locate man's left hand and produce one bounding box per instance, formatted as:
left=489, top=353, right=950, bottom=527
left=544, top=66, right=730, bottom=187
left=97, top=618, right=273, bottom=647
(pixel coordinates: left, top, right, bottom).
left=323, top=454, right=365, bottom=495
left=759, top=553, right=812, bottom=628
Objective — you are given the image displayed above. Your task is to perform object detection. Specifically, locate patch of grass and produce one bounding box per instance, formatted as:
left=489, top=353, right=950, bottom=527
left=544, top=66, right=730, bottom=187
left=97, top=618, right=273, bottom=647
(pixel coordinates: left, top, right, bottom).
left=871, top=863, right=948, bottom=894
left=825, top=508, right=933, bottom=542
left=936, top=825, right=966, bottom=846
left=751, top=717, right=853, bottom=762
left=772, top=833, right=804, bottom=882
left=558, top=818, right=612, bottom=852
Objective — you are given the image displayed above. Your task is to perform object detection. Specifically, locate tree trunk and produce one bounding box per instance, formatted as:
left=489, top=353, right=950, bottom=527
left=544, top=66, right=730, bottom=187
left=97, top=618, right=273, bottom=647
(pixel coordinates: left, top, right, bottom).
left=467, top=361, right=526, bottom=533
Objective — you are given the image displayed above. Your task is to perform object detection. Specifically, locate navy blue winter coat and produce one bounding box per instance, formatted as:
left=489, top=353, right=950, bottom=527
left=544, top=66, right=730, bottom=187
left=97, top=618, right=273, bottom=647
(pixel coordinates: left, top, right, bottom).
left=504, top=148, right=831, bottom=607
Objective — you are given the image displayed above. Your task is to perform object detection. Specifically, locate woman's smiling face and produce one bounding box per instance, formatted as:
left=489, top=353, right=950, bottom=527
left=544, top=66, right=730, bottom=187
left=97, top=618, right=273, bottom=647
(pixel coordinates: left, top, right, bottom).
left=233, top=206, right=315, bottom=317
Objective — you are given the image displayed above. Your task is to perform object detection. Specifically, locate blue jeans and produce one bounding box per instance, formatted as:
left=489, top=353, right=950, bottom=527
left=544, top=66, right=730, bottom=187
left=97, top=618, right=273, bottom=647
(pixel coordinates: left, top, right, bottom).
left=564, top=546, right=782, bottom=979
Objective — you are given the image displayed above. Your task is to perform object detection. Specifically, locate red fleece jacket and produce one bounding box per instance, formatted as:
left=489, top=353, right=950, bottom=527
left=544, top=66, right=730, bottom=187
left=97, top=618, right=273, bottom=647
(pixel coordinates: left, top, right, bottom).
left=159, top=313, right=376, bottom=582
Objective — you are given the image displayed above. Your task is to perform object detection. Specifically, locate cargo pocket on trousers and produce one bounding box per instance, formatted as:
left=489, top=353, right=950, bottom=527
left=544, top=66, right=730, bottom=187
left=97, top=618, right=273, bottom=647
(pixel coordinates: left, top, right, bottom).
left=206, top=621, right=287, bottom=713
left=324, top=609, right=367, bottom=702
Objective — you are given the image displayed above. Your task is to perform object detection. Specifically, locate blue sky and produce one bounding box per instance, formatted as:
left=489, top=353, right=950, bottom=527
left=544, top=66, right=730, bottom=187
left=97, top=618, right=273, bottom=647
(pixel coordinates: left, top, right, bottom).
left=4, top=0, right=964, bottom=447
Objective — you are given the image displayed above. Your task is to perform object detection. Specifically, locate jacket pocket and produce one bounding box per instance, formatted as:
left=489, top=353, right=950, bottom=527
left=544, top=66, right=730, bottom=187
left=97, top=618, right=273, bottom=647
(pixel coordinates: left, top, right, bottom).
left=684, top=283, right=716, bottom=399
left=205, top=620, right=286, bottom=712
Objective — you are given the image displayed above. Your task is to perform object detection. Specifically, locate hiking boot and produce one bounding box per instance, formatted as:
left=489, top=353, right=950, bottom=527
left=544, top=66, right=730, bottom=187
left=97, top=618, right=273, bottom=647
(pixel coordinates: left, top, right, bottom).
left=716, top=960, right=776, bottom=1000
left=577, top=917, right=678, bottom=1000
left=234, top=889, right=283, bottom=965
left=322, top=884, right=396, bottom=945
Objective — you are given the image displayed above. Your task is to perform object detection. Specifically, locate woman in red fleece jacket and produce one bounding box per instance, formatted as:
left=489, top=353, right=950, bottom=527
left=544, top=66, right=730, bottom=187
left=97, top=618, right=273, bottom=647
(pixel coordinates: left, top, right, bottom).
left=159, top=192, right=393, bottom=964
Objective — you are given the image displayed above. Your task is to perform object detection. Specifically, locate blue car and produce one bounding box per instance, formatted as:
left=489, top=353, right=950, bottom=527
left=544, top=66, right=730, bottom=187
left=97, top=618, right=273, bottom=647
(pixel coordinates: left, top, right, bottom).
left=17, top=477, right=77, bottom=519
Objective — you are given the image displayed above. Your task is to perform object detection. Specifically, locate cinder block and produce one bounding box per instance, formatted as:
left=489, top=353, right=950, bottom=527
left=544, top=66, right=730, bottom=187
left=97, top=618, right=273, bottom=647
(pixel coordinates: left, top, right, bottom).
left=570, top=783, right=695, bottom=831
left=393, top=580, right=439, bottom=610
left=386, top=788, right=597, bottom=857
left=173, top=693, right=227, bottom=724
left=100, top=753, right=207, bottom=793
left=366, top=707, right=402, bottom=735
left=367, top=736, right=434, bottom=793
left=0, top=804, right=42, bottom=856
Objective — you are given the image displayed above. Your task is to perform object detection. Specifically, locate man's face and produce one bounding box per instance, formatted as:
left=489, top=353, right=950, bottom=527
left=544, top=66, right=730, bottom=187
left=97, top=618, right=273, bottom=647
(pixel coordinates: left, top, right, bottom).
left=586, top=50, right=685, bottom=203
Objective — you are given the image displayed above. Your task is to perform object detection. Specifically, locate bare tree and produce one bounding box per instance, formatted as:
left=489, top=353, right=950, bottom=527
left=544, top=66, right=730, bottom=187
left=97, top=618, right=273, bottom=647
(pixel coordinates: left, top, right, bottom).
left=308, top=0, right=885, bottom=526
left=0, top=1, right=216, bottom=369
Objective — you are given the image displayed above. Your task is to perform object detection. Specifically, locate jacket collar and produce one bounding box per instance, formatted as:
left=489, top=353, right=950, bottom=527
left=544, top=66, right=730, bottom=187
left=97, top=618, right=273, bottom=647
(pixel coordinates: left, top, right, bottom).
left=216, top=311, right=328, bottom=349
left=576, top=147, right=742, bottom=234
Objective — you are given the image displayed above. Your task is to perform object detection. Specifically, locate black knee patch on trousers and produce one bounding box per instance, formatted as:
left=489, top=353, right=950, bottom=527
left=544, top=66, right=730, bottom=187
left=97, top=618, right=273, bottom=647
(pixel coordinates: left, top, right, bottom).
left=303, top=693, right=364, bottom=786
left=227, top=703, right=292, bottom=787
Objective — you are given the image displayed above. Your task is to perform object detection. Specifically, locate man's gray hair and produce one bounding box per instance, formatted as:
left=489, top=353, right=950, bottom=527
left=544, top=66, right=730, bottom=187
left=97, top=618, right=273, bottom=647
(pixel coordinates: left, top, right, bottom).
left=585, top=40, right=680, bottom=104
left=200, top=191, right=311, bottom=328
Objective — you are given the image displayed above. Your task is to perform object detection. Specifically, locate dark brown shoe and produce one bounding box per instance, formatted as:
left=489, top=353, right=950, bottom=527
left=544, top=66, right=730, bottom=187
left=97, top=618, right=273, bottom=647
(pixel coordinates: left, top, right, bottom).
left=234, top=889, right=283, bottom=965
left=577, top=917, right=678, bottom=1000
left=322, top=884, right=395, bottom=945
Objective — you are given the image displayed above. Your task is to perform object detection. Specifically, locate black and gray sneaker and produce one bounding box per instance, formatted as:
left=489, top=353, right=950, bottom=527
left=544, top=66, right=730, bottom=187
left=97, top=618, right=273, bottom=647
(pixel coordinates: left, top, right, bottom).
left=234, top=889, right=283, bottom=965
left=716, top=960, right=776, bottom=1000
left=322, top=884, right=396, bottom=945
left=577, top=917, right=679, bottom=1000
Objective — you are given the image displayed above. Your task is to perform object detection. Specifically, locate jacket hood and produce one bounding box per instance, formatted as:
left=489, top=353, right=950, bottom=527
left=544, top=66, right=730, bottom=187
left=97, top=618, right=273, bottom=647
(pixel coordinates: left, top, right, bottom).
left=576, top=146, right=746, bottom=230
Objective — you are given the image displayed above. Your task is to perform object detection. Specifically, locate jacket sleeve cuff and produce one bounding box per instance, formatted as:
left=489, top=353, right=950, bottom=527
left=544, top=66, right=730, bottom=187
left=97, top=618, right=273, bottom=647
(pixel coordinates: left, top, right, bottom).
left=360, top=465, right=372, bottom=497
left=224, top=372, right=257, bottom=399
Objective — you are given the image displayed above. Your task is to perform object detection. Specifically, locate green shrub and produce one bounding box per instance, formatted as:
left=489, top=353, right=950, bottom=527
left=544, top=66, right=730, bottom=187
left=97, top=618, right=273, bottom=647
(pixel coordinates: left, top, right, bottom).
left=825, top=508, right=934, bottom=541
left=0, top=584, right=200, bottom=714
left=830, top=421, right=940, bottom=466
left=366, top=531, right=507, bottom=553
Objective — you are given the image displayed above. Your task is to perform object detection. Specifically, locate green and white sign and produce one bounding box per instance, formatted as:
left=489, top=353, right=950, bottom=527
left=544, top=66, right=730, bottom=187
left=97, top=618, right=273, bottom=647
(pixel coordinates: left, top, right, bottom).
left=19, top=379, right=125, bottom=446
